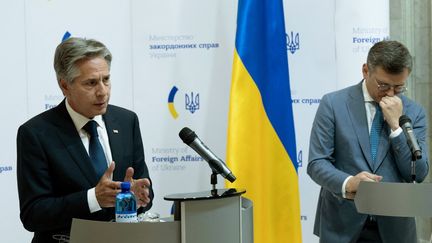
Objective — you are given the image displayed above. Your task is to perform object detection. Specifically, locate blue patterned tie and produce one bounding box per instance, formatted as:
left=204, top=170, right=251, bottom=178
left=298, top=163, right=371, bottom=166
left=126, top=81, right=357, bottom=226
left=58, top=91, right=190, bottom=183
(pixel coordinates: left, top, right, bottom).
left=370, top=103, right=383, bottom=162
left=83, top=120, right=107, bottom=178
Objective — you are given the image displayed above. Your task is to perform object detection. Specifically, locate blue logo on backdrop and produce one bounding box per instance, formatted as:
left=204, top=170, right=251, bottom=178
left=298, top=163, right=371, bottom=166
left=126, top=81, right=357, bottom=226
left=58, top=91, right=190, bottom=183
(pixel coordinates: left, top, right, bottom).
left=168, top=86, right=200, bottom=119
left=286, top=31, right=300, bottom=54
left=185, top=92, right=199, bottom=114
left=297, top=150, right=303, bottom=167
left=62, top=31, right=72, bottom=42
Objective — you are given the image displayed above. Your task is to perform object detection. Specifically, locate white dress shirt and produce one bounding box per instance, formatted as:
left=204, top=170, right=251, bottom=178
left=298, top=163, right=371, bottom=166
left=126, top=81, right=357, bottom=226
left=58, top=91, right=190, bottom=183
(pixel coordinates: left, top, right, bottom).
left=65, top=100, right=113, bottom=212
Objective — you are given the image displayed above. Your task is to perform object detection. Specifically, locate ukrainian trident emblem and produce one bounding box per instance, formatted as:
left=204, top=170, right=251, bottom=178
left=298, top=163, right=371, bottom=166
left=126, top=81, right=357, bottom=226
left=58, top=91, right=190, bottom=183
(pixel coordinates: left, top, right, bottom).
left=185, top=92, right=200, bottom=114
left=286, top=31, right=300, bottom=54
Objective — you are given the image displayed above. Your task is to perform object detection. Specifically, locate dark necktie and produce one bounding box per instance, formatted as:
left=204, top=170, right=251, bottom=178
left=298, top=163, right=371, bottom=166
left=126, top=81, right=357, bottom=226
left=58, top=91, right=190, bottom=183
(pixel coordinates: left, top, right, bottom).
left=370, top=104, right=383, bottom=162
left=83, top=120, right=107, bottom=178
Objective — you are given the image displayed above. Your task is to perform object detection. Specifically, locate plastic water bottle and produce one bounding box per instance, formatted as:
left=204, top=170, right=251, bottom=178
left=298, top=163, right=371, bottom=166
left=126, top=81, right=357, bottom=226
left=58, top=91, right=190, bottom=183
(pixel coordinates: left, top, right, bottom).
left=115, top=182, right=137, bottom=223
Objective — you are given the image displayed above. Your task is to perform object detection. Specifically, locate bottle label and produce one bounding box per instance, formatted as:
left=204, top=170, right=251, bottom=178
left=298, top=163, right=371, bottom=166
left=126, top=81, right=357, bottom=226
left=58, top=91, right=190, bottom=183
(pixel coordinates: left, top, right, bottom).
left=116, top=213, right=138, bottom=223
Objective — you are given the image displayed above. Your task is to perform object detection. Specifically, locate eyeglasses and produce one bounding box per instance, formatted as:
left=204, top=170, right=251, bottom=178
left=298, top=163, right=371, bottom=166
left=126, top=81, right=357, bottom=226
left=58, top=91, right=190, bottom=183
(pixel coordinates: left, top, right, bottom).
left=374, top=78, right=407, bottom=93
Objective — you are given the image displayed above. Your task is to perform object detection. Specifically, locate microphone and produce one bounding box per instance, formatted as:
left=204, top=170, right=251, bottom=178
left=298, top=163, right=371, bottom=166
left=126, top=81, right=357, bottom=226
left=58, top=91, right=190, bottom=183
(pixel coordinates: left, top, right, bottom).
left=399, top=115, right=422, bottom=160
left=179, top=127, right=236, bottom=182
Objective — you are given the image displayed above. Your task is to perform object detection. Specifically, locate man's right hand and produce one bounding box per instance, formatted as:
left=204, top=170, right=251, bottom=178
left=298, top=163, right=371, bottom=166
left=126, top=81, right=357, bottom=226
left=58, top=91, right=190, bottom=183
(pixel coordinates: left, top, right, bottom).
left=345, top=171, right=382, bottom=199
left=95, top=162, right=121, bottom=208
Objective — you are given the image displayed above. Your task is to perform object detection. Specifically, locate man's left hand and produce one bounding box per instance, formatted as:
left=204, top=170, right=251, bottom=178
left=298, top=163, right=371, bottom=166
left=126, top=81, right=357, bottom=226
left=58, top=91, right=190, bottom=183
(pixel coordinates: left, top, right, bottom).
left=123, top=167, right=151, bottom=208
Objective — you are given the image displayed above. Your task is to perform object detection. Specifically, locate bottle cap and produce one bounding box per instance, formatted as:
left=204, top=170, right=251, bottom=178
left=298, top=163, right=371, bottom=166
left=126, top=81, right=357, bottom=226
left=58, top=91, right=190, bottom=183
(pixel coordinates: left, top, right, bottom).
left=121, top=182, right=131, bottom=190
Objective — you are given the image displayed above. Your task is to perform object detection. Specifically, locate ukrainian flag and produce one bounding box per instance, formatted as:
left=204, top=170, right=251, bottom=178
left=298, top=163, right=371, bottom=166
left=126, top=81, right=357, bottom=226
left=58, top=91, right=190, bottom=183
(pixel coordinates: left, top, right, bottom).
left=226, top=0, right=302, bottom=242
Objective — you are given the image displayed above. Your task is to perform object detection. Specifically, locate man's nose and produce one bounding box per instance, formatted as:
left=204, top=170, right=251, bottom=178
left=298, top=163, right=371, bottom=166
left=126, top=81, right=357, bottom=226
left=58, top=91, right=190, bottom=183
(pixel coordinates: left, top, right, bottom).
left=95, top=81, right=108, bottom=96
left=385, top=87, right=395, bottom=97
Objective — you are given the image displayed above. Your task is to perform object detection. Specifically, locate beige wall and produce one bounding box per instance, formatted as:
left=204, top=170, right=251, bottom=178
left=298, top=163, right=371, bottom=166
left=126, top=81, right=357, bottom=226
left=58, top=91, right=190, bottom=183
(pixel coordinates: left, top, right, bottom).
left=390, top=0, right=432, bottom=242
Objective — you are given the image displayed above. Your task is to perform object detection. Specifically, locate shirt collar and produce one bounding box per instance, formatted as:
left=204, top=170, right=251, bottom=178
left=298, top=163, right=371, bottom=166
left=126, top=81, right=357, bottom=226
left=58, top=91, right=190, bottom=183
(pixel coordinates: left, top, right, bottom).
left=65, top=99, right=105, bottom=131
left=362, top=79, right=374, bottom=103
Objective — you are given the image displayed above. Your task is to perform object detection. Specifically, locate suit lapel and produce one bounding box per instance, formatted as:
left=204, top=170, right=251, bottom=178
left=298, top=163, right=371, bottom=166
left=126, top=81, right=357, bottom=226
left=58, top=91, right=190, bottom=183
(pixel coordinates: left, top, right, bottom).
left=346, top=82, right=375, bottom=170
left=103, top=107, right=124, bottom=171
left=53, top=100, right=99, bottom=185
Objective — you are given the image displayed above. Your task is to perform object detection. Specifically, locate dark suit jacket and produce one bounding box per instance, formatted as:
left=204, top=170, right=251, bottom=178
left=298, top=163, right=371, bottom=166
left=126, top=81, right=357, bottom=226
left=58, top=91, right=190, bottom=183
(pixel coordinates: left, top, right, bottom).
left=17, top=100, right=153, bottom=243
left=307, top=82, right=429, bottom=243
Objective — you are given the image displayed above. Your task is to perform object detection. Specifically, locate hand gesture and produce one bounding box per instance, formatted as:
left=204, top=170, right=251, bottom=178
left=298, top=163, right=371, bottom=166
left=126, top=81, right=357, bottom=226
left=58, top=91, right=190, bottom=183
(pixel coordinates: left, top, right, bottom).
left=123, top=167, right=151, bottom=208
left=95, top=162, right=121, bottom=208
left=380, top=95, right=403, bottom=130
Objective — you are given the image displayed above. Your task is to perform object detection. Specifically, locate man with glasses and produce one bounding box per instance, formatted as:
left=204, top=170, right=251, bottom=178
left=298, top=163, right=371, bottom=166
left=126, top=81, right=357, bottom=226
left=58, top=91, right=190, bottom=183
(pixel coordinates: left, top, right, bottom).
left=308, top=40, right=428, bottom=243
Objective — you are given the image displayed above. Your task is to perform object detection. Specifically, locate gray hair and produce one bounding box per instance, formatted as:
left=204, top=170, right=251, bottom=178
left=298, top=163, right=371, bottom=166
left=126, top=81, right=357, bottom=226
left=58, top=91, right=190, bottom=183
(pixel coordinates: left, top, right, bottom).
left=367, top=40, right=412, bottom=74
left=54, top=37, right=112, bottom=84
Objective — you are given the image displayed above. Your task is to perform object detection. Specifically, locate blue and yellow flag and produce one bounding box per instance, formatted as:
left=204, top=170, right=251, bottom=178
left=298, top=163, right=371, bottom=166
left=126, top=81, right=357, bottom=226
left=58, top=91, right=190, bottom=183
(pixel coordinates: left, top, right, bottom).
left=226, top=0, right=302, bottom=242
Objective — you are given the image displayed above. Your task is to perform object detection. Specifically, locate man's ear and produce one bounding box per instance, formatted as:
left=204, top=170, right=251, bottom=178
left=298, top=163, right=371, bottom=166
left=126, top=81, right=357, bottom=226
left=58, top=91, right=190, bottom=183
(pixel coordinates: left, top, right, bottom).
left=59, top=79, right=69, bottom=96
left=362, top=64, right=369, bottom=79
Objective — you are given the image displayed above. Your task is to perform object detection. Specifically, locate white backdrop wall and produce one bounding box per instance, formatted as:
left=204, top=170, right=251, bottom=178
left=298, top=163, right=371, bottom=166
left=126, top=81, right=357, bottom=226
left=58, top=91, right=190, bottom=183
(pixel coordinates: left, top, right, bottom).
left=289, top=1, right=389, bottom=241
left=285, top=2, right=338, bottom=240
left=0, top=0, right=388, bottom=242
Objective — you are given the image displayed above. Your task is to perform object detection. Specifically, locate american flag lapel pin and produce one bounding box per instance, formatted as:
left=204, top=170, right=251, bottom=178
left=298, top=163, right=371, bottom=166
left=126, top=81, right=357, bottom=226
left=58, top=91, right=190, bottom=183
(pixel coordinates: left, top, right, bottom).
left=113, top=129, right=119, bottom=134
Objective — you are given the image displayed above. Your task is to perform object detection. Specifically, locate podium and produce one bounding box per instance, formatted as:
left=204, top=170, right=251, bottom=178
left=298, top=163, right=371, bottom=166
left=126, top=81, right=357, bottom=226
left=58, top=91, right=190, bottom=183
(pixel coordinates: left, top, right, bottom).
left=354, top=181, right=432, bottom=217
left=70, top=188, right=253, bottom=243
left=70, top=218, right=180, bottom=243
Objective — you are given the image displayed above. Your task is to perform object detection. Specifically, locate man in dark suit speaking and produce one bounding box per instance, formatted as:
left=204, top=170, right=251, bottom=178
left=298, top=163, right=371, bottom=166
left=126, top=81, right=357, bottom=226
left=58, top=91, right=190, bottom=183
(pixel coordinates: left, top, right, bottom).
left=17, top=37, right=153, bottom=242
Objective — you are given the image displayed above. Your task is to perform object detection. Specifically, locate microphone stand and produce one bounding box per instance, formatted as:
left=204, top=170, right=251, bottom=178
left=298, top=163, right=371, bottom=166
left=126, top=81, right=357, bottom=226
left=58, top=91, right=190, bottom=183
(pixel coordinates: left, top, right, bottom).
left=411, top=158, right=416, bottom=183
left=210, top=171, right=218, bottom=196
left=411, top=149, right=422, bottom=183
left=411, top=151, right=422, bottom=183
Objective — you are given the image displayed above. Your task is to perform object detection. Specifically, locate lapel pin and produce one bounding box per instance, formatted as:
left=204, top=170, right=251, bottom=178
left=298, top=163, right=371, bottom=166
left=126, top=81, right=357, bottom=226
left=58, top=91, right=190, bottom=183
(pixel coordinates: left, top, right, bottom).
left=113, top=129, right=119, bottom=134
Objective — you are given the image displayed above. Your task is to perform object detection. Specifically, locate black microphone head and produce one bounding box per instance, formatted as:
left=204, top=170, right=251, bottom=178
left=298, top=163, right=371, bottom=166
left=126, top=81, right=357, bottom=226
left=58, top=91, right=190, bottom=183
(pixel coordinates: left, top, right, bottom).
left=226, top=173, right=236, bottom=183
left=399, top=115, right=411, bottom=126
left=179, top=127, right=197, bottom=145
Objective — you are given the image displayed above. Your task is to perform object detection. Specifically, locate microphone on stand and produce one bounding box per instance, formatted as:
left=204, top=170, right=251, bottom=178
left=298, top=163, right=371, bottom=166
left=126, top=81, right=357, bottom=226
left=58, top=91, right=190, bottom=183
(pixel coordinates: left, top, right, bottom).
left=179, top=127, right=236, bottom=183
left=399, top=115, right=422, bottom=182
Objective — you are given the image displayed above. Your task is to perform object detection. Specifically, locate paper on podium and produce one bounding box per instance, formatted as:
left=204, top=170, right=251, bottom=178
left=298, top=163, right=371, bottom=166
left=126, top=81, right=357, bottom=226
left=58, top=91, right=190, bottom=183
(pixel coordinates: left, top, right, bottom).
left=354, top=181, right=432, bottom=217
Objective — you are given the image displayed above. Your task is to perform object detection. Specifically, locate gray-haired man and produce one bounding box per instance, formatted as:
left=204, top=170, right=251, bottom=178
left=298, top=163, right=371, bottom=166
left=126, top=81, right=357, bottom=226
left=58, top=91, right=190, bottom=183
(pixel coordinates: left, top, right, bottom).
left=17, top=37, right=153, bottom=242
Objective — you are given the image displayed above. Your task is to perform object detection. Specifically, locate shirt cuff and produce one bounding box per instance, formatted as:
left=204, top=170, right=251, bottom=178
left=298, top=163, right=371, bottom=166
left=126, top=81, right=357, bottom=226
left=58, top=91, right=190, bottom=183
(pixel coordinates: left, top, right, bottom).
left=342, top=175, right=353, bottom=198
left=389, top=127, right=402, bottom=138
left=87, top=188, right=102, bottom=213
